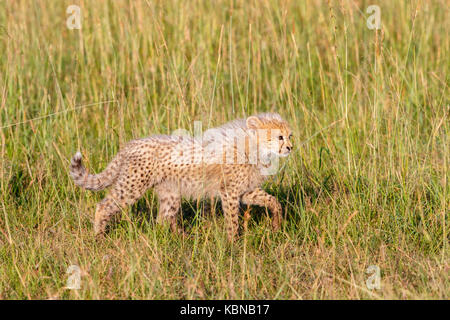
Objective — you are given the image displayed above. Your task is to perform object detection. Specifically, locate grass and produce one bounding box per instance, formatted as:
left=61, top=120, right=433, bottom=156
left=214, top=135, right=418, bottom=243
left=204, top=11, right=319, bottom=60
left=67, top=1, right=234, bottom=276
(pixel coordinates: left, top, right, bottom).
left=0, top=0, right=448, bottom=299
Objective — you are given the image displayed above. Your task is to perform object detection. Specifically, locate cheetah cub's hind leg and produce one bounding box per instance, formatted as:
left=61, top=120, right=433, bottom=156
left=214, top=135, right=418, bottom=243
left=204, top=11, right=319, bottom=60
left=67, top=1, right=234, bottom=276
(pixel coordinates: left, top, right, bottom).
left=220, top=191, right=241, bottom=242
left=155, top=185, right=184, bottom=235
left=94, top=172, right=150, bottom=237
left=94, top=195, right=122, bottom=236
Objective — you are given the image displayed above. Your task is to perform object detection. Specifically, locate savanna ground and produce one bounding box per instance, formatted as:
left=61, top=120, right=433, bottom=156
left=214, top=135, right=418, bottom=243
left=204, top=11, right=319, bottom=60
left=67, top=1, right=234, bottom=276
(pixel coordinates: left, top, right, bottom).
left=0, top=0, right=448, bottom=299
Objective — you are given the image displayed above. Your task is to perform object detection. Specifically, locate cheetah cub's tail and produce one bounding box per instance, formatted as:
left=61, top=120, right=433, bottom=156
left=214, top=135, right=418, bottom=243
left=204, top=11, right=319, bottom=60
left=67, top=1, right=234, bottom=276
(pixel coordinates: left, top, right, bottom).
left=70, top=151, right=121, bottom=191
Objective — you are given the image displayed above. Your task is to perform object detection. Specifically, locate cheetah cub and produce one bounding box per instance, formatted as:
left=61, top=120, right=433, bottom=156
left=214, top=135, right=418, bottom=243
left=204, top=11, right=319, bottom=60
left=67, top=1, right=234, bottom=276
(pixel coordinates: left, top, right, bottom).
left=70, top=113, right=293, bottom=241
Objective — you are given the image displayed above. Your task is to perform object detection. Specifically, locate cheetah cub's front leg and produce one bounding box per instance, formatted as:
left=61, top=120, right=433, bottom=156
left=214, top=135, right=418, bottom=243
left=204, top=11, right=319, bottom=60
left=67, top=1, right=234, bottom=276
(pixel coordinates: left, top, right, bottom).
left=241, top=188, right=283, bottom=230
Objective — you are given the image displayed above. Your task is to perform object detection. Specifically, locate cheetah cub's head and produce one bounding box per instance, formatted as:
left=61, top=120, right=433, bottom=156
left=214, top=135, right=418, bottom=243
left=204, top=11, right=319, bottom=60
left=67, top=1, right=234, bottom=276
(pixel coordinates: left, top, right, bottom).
left=246, top=113, right=293, bottom=160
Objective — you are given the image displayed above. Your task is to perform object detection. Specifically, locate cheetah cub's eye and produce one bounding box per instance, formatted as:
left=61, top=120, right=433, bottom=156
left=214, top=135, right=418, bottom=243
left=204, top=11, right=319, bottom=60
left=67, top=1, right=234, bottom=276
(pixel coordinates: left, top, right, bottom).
left=278, top=135, right=284, bottom=141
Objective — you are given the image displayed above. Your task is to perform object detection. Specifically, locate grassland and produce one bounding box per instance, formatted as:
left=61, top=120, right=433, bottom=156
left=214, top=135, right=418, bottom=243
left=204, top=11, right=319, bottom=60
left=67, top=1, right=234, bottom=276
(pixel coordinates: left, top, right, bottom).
left=0, top=0, right=448, bottom=299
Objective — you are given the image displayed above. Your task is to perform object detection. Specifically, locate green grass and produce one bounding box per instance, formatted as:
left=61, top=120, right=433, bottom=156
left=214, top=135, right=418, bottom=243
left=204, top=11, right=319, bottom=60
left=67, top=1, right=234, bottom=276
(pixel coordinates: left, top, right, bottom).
left=0, top=0, right=448, bottom=299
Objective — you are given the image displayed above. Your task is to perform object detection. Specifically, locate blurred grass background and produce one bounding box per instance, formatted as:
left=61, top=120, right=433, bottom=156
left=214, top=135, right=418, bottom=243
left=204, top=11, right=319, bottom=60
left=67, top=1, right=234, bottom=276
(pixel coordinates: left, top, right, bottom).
left=0, top=0, right=448, bottom=299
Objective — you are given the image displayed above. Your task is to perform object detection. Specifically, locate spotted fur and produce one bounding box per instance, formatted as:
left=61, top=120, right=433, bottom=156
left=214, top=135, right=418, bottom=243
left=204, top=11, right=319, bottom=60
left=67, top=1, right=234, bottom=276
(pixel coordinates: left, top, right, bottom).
left=69, top=113, right=293, bottom=240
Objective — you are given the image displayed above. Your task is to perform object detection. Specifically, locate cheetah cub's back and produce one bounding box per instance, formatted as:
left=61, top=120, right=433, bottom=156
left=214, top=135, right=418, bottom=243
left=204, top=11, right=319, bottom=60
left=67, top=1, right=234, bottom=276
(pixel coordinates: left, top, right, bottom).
left=70, top=113, right=293, bottom=241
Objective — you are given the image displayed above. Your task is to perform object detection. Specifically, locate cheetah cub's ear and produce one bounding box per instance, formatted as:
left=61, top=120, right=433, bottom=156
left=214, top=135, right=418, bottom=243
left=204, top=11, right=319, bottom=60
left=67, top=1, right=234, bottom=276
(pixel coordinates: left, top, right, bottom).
left=246, top=116, right=263, bottom=129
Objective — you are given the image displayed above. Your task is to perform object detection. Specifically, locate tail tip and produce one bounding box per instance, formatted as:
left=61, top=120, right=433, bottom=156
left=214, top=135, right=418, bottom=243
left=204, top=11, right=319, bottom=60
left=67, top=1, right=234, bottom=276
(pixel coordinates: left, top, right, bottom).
left=73, top=151, right=82, bottom=162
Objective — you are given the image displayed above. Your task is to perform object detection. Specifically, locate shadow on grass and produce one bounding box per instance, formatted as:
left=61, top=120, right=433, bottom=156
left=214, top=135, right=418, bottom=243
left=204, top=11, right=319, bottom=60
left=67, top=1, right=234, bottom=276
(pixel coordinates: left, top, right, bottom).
left=127, top=176, right=337, bottom=235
